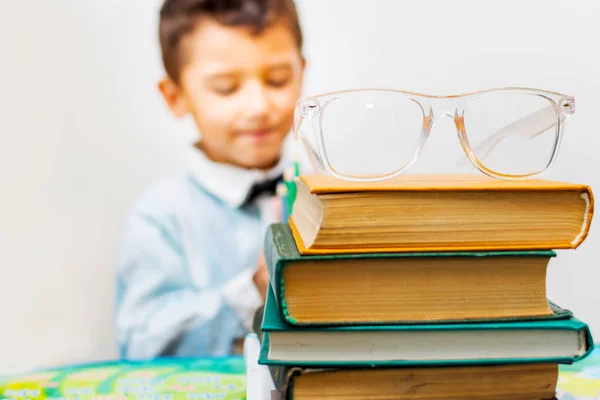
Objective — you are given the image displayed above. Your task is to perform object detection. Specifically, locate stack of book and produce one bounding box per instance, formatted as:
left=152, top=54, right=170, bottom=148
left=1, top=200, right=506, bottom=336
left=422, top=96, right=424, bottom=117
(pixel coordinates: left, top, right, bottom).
left=257, top=174, right=595, bottom=400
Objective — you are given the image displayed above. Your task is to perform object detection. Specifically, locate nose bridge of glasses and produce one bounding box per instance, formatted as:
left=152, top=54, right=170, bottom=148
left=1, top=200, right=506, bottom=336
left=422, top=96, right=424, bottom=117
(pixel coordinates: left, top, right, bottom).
left=429, top=98, right=461, bottom=121
left=427, top=110, right=465, bottom=136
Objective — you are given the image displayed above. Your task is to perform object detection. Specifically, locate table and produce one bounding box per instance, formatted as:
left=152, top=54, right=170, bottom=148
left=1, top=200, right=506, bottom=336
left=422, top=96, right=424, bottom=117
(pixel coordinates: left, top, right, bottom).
left=557, top=348, right=600, bottom=399
left=0, top=350, right=598, bottom=400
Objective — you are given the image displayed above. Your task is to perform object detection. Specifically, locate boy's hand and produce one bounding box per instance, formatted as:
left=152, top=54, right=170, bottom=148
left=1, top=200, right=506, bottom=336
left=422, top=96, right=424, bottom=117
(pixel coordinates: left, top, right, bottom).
left=253, top=252, right=269, bottom=300
left=252, top=196, right=280, bottom=300
left=272, top=195, right=282, bottom=223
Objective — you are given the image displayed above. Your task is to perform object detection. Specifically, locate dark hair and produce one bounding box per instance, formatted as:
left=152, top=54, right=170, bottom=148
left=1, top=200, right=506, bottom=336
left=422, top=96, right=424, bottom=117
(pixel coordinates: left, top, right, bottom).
left=159, top=0, right=303, bottom=83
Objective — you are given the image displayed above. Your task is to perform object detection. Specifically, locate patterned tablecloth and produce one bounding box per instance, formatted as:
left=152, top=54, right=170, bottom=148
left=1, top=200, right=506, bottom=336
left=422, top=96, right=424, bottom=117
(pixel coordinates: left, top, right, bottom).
left=557, top=348, right=600, bottom=399
left=0, top=350, right=598, bottom=400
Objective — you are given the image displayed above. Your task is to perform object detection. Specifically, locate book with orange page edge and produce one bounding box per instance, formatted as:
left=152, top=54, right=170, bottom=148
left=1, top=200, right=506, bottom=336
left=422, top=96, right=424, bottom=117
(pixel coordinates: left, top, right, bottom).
left=276, top=161, right=300, bottom=221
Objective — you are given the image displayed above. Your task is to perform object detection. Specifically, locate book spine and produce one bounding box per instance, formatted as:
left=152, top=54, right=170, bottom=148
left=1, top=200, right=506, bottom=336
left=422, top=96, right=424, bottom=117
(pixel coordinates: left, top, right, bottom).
left=270, top=223, right=301, bottom=259
left=267, top=365, right=293, bottom=400
left=264, top=224, right=302, bottom=314
left=264, top=224, right=278, bottom=292
left=264, top=225, right=283, bottom=309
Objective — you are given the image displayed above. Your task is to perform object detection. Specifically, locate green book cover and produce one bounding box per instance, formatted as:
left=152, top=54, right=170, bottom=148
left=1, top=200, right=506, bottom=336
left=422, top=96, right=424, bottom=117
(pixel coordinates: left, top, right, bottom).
left=264, top=223, right=569, bottom=327
left=259, top=284, right=594, bottom=367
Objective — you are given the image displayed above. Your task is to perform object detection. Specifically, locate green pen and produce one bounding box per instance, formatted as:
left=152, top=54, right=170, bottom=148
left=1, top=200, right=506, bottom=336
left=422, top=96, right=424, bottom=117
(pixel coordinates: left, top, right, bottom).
left=277, top=161, right=300, bottom=221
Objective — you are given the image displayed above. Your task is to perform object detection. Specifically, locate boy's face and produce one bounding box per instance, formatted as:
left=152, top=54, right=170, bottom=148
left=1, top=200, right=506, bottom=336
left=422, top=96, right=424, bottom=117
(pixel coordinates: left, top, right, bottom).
left=160, top=18, right=304, bottom=170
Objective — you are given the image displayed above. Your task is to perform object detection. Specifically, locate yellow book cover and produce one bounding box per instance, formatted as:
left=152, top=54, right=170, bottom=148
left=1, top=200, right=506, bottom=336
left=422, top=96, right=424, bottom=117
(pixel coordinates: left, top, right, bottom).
left=289, top=174, right=594, bottom=255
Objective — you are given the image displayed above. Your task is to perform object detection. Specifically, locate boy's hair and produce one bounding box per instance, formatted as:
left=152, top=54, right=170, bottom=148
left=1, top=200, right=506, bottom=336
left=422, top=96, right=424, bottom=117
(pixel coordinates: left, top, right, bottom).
left=159, top=0, right=303, bottom=83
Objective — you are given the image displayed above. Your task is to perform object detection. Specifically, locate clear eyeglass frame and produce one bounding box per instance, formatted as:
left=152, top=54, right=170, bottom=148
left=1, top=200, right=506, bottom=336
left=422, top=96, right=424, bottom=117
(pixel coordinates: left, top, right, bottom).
left=293, top=87, right=575, bottom=182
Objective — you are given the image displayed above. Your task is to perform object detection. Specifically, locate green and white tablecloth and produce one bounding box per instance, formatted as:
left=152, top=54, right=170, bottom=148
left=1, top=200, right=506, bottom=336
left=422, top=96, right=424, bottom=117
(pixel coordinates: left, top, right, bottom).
left=1, top=349, right=599, bottom=400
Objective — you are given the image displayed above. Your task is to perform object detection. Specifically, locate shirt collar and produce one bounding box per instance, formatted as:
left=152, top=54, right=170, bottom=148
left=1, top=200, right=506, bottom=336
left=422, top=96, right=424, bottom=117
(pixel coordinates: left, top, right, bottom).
left=186, top=144, right=291, bottom=208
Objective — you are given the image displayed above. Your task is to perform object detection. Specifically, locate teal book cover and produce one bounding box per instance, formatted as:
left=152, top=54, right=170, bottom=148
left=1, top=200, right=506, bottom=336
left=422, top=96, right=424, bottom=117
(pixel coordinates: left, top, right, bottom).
left=259, top=284, right=594, bottom=367
left=264, top=223, right=569, bottom=327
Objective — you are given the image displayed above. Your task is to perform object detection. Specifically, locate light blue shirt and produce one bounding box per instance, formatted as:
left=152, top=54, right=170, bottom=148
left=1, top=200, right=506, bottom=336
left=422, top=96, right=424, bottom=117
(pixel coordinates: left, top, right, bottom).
left=115, top=147, right=291, bottom=359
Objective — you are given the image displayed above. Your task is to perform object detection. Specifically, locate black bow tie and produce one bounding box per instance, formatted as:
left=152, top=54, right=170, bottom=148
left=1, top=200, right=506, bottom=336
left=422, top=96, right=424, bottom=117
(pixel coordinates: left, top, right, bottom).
left=241, top=173, right=283, bottom=207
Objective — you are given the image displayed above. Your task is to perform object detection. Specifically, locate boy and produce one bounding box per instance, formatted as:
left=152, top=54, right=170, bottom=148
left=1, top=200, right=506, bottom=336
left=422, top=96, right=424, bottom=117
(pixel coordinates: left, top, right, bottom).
left=115, top=0, right=305, bottom=359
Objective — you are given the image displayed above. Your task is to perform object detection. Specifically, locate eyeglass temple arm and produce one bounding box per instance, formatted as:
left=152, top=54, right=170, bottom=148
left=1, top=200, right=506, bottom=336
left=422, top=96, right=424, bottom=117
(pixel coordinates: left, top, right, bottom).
left=294, top=114, right=326, bottom=173
left=456, top=105, right=559, bottom=167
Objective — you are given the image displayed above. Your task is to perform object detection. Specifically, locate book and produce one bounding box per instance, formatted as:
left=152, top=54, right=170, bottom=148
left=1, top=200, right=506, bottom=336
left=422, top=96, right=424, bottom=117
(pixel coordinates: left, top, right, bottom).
left=268, top=363, right=559, bottom=400
left=258, top=286, right=594, bottom=367
left=289, top=174, right=594, bottom=254
left=265, top=223, right=571, bottom=325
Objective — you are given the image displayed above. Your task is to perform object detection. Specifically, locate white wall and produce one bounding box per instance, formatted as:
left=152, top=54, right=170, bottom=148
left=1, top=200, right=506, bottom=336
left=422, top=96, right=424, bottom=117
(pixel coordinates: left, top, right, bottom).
left=0, top=0, right=598, bottom=375
left=0, top=0, right=190, bottom=374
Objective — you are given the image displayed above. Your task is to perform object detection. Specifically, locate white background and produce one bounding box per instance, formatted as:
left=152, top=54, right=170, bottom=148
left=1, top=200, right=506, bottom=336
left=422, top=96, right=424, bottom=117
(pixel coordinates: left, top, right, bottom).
left=0, top=0, right=598, bottom=375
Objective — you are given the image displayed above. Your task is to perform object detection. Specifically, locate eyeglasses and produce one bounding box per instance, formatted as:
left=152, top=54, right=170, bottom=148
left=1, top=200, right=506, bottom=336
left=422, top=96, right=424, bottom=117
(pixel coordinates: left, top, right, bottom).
left=293, top=87, right=575, bottom=181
